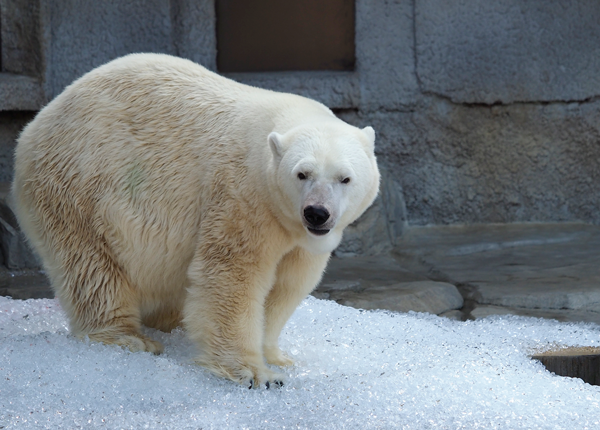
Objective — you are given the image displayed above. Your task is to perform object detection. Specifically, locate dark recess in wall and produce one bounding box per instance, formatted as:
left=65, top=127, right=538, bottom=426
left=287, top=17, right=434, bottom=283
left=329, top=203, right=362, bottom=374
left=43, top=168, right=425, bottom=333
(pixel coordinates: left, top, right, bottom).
left=216, top=0, right=355, bottom=73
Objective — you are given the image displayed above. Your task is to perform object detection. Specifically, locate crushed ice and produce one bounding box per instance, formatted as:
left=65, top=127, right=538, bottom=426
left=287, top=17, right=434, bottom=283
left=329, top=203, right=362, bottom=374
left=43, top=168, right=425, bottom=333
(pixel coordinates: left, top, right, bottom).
left=1, top=295, right=600, bottom=429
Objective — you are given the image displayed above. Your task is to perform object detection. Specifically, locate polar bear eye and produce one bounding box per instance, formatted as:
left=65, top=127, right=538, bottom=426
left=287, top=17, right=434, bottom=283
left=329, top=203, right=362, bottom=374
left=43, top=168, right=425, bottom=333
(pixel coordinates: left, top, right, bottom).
left=297, top=172, right=307, bottom=180
left=341, top=177, right=351, bottom=184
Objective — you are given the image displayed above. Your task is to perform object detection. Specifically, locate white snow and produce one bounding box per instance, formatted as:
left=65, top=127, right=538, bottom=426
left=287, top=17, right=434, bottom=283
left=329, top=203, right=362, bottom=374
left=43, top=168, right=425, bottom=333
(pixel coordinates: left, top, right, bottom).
left=1, top=295, right=600, bottom=429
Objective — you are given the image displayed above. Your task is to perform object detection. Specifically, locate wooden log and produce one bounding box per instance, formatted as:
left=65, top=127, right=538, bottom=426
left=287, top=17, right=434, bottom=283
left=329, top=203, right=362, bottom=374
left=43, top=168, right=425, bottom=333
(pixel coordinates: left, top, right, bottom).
left=532, top=347, right=600, bottom=386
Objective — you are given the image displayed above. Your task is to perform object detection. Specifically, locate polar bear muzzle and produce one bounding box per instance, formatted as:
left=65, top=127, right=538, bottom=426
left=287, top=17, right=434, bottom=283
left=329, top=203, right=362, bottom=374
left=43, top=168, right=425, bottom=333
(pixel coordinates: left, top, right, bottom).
left=303, top=205, right=331, bottom=235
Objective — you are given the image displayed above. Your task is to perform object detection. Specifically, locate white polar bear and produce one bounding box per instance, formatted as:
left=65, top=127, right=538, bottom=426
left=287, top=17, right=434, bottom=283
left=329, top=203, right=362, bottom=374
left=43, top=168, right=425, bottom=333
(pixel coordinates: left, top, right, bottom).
left=12, top=53, right=380, bottom=388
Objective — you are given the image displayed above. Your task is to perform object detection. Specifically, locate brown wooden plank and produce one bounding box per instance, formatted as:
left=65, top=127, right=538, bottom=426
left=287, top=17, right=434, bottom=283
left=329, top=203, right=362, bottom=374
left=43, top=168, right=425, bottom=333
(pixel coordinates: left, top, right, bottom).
left=532, top=347, right=600, bottom=386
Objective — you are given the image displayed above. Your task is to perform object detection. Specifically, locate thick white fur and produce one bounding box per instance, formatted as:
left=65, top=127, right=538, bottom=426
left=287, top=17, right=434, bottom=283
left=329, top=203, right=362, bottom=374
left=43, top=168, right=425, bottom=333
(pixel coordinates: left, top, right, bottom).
left=12, top=53, right=380, bottom=387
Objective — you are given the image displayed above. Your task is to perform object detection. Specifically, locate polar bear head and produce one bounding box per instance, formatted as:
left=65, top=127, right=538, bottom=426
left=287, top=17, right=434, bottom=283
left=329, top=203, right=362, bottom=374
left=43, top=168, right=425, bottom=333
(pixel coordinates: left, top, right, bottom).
left=268, top=121, right=380, bottom=254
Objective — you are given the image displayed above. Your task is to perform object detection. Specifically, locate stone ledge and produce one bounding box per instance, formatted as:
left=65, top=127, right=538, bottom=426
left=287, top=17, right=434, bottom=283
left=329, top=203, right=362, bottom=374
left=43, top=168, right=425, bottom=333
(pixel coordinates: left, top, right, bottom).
left=315, top=255, right=463, bottom=316
left=330, top=281, right=464, bottom=315
left=469, top=305, right=600, bottom=325
left=0, top=73, right=45, bottom=111
left=0, top=269, right=51, bottom=299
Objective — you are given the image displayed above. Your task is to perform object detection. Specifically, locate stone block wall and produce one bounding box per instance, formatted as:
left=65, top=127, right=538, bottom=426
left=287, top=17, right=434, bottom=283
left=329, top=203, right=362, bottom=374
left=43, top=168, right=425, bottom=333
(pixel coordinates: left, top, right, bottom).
left=0, top=0, right=599, bottom=263
left=416, top=0, right=600, bottom=104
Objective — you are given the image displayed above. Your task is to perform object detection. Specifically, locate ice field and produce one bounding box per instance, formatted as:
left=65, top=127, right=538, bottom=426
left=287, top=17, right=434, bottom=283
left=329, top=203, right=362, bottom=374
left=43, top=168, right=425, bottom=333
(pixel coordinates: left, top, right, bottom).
left=1, top=295, right=600, bottom=429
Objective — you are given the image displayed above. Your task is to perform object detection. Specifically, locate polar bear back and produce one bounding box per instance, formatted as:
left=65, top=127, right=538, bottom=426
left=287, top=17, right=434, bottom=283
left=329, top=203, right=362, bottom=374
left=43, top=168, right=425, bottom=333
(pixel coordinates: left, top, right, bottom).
left=12, top=54, right=327, bottom=292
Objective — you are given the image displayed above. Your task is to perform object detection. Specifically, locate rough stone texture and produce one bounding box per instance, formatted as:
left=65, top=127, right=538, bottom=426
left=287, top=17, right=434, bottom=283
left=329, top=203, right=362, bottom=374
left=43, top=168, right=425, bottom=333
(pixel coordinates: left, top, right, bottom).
left=0, top=0, right=44, bottom=77
left=318, top=255, right=428, bottom=294
left=40, top=0, right=175, bottom=100
left=340, top=98, right=600, bottom=226
left=332, top=281, right=463, bottom=315
left=0, top=0, right=45, bottom=111
left=0, top=269, right=51, bottom=299
left=0, top=182, right=40, bottom=269
left=0, top=214, right=37, bottom=269
left=315, top=255, right=463, bottom=316
left=38, top=0, right=218, bottom=100
left=355, top=0, right=418, bottom=110
left=416, top=0, right=600, bottom=104
left=394, top=223, right=600, bottom=318
left=170, top=0, right=217, bottom=72
left=335, top=167, right=407, bottom=257
left=0, top=112, right=34, bottom=182
left=439, top=309, right=463, bottom=321
left=0, top=74, right=44, bottom=111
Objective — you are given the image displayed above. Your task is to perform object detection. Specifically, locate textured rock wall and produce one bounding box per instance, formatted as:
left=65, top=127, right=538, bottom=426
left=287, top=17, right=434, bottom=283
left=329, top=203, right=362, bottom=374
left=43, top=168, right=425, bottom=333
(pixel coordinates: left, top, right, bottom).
left=0, top=112, right=34, bottom=183
left=415, top=0, right=600, bottom=104
left=1, top=0, right=599, bottom=260
left=40, top=0, right=175, bottom=100
left=339, top=99, right=600, bottom=226
left=352, top=0, right=600, bottom=227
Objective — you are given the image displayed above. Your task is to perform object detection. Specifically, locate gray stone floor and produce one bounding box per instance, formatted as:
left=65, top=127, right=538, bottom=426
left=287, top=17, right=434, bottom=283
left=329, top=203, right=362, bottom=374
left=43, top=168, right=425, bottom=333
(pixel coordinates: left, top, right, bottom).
left=320, top=222, right=600, bottom=323
left=3, top=222, right=600, bottom=325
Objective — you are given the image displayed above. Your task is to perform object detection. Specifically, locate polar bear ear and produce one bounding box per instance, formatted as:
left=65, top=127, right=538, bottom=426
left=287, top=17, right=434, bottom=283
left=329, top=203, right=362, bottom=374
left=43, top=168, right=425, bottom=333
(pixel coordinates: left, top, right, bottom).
left=361, top=126, right=376, bottom=150
left=268, top=132, right=285, bottom=161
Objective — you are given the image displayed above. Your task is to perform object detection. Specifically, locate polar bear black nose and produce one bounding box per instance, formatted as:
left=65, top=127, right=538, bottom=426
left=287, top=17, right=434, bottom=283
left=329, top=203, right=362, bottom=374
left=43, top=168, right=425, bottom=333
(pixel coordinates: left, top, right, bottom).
left=304, top=205, right=330, bottom=227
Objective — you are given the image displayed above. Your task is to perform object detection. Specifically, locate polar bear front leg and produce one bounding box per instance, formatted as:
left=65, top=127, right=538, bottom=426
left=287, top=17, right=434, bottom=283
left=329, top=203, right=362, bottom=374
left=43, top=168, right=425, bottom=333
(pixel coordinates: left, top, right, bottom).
left=183, top=241, right=284, bottom=388
left=263, top=248, right=330, bottom=367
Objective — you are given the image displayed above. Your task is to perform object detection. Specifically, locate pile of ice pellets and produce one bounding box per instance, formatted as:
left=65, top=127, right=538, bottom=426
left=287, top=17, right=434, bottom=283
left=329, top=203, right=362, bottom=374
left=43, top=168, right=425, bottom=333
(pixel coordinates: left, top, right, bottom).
left=1, top=295, right=600, bottom=429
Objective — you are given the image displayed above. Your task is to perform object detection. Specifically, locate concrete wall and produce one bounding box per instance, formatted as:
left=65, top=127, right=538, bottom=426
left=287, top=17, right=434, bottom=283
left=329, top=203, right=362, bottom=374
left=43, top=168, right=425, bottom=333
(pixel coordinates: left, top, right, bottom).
left=1, top=0, right=600, bottom=258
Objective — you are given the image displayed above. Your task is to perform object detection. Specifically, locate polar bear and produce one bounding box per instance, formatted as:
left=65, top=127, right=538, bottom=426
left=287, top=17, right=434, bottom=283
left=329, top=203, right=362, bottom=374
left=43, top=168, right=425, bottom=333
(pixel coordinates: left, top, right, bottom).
left=12, top=53, right=380, bottom=388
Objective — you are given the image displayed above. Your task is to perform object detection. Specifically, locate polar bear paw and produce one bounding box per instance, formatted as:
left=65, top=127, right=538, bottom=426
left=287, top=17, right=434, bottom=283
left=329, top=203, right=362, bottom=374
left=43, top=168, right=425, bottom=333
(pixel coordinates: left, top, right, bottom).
left=248, top=377, right=284, bottom=390
left=86, top=331, right=164, bottom=355
left=201, top=357, right=285, bottom=389
left=241, top=367, right=286, bottom=390
left=264, top=347, right=295, bottom=367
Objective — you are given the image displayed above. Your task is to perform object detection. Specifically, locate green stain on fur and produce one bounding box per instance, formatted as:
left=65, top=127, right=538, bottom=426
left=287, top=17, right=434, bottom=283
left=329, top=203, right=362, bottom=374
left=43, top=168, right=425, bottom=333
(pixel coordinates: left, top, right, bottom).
left=125, top=163, right=145, bottom=200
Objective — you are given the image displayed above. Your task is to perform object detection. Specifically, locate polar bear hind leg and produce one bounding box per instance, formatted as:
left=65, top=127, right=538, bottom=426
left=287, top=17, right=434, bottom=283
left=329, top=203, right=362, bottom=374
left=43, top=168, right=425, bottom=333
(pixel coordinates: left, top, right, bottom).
left=58, top=245, right=164, bottom=354
left=18, top=186, right=163, bottom=354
